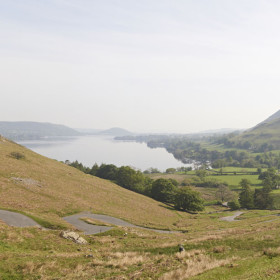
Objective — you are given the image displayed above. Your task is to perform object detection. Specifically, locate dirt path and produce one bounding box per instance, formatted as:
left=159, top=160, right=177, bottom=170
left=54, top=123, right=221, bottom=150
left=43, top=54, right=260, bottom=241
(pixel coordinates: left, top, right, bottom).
left=0, top=210, right=177, bottom=234
left=220, top=211, right=244, bottom=222
left=0, top=210, right=41, bottom=227
left=63, top=212, right=177, bottom=235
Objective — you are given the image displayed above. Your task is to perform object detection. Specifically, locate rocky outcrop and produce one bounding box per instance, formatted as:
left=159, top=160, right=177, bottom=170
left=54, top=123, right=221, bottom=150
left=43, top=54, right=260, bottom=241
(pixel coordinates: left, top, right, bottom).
left=60, top=231, right=87, bottom=244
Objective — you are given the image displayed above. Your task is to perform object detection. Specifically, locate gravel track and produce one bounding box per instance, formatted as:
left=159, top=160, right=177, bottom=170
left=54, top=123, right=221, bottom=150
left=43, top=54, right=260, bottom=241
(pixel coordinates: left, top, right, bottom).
left=0, top=210, right=41, bottom=227
left=0, top=210, right=177, bottom=234
left=220, top=211, right=244, bottom=222
left=63, top=212, right=177, bottom=235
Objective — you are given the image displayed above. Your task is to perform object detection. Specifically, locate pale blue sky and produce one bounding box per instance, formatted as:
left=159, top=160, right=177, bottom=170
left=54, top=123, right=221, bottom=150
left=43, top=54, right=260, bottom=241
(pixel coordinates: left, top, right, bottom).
left=1, top=0, right=280, bottom=132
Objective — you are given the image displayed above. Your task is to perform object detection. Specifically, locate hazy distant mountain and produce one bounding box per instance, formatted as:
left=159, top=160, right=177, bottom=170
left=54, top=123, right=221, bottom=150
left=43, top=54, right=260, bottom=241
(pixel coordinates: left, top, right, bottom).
left=199, top=128, right=241, bottom=134
left=75, top=128, right=102, bottom=134
left=0, top=121, right=81, bottom=140
left=100, top=127, right=133, bottom=136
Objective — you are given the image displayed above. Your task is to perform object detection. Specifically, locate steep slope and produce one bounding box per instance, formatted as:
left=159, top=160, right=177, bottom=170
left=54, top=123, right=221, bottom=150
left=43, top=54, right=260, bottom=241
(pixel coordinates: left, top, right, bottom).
left=260, top=109, right=280, bottom=124
left=0, top=136, right=186, bottom=229
left=0, top=121, right=81, bottom=140
left=239, top=118, right=280, bottom=148
left=229, top=110, right=280, bottom=150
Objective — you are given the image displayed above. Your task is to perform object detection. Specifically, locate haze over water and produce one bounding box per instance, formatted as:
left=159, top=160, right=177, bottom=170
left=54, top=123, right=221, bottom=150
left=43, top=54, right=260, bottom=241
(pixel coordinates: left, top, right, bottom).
left=18, top=135, right=189, bottom=172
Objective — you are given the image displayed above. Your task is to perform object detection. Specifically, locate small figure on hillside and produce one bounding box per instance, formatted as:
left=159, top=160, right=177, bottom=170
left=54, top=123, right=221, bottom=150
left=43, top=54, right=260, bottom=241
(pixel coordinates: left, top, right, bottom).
left=179, top=244, right=185, bottom=253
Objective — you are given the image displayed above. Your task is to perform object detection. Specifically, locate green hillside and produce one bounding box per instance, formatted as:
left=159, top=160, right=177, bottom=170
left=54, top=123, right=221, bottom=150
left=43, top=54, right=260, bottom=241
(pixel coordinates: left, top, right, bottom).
left=234, top=117, right=280, bottom=150
left=0, top=136, right=187, bottom=229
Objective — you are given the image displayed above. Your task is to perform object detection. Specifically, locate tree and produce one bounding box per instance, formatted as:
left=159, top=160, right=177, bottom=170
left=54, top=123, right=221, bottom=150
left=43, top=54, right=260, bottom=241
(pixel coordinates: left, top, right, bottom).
left=239, top=179, right=254, bottom=209
left=258, top=168, right=280, bottom=190
left=239, top=179, right=251, bottom=189
left=89, top=163, right=99, bottom=176
left=215, top=185, right=236, bottom=202
left=116, top=166, right=151, bottom=194
left=228, top=200, right=241, bottom=210
left=151, top=179, right=177, bottom=203
left=96, top=164, right=118, bottom=180
left=174, top=187, right=204, bottom=212
left=166, top=168, right=176, bottom=174
left=254, top=186, right=273, bottom=209
left=195, top=169, right=207, bottom=179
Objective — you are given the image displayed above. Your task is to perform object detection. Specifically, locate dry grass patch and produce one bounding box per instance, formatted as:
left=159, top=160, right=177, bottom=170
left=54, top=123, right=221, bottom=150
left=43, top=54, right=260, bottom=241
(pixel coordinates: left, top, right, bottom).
left=81, top=217, right=114, bottom=227
left=263, top=247, right=280, bottom=258
left=91, top=252, right=149, bottom=270
left=160, top=253, right=235, bottom=280
left=106, top=252, right=148, bottom=269
left=212, top=246, right=230, bottom=254
left=175, top=249, right=204, bottom=261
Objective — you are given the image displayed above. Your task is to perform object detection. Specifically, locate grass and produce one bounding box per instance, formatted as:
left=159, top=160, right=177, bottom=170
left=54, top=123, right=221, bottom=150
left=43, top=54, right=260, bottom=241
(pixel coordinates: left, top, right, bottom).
left=0, top=138, right=192, bottom=230
left=80, top=217, right=115, bottom=227
left=208, top=174, right=261, bottom=188
left=2, top=208, right=280, bottom=279
left=3, top=137, right=280, bottom=278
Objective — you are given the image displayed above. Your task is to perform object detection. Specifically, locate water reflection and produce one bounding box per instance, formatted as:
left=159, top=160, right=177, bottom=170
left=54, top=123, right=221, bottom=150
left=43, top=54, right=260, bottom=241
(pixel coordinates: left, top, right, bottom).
left=17, top=135, right=190, bottom=172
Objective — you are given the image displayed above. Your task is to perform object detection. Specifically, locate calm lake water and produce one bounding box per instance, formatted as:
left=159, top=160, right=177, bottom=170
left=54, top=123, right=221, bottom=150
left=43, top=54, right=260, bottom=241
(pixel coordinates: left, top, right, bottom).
left=18, top=135, right=189, bottom=172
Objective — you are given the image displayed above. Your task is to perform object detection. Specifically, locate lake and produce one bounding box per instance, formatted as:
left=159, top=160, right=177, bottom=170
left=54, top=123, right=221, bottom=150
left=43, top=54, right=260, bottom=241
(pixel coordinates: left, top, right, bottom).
left=18, top=135, right=190, bottom=172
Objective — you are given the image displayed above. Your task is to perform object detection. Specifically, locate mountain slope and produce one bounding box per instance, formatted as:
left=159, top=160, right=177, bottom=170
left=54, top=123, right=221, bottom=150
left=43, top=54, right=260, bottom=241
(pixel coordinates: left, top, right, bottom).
left=0, top=136, right=187, bottom=229
left=230, top=110, right=280, bottom=150
left=261, top=109, right=280, bottom=124
left=0, top=121, right=81, bottom=140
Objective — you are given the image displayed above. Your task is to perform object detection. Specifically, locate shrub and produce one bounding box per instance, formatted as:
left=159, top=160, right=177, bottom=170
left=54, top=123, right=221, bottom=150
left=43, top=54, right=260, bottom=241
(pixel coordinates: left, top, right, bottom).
left=9, top=151, right=25, bottom=160
left=228, top=200, right=241, bottom=210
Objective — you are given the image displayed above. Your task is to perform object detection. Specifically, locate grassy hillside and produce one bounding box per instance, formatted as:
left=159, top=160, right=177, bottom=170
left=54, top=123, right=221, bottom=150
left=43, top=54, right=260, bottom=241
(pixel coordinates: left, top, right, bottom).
left=242, top=118, right=280, bottom=143
left=3, top=136, right=280, bottom=279
left=0, top=136, right=188, bottom=230
left=232, top=117, right=280, bottom=150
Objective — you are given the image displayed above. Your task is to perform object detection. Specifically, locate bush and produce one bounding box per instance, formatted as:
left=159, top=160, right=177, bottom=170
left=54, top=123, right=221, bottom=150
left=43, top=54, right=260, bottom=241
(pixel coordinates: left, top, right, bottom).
left=10, top=152, right=25, bottom=160
left=174, top=187, right=204, bottom=212
left=228, top=200, right=241, bottom=210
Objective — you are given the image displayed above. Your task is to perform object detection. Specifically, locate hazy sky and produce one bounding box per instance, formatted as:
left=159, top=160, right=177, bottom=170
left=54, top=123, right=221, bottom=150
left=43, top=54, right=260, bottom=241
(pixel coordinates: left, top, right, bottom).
left=1, top=0, right=280, bottom=133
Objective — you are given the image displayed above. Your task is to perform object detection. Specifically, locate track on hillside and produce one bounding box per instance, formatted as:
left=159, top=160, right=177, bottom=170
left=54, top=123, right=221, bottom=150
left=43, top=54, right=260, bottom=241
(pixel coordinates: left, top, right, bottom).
left=0, top=210, right=41, bottom=227
left=220, top=211, right=244, bottom=222
left=0, top=210, right=177, bottom=234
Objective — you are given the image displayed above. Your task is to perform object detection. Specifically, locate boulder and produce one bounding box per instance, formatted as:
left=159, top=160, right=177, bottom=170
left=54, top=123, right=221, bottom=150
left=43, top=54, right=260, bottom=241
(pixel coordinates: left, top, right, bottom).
left=60, top=231, right=87, bottom=244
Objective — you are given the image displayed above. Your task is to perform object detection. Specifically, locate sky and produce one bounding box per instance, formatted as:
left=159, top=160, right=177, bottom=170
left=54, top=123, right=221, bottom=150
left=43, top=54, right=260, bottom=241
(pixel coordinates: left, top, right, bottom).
left=1, top=0, right=280, bottom=133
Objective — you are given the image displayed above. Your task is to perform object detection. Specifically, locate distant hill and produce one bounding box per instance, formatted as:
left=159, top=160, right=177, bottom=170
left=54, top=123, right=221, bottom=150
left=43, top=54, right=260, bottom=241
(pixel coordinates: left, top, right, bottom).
left=231, top=109, right=280, bottom=151
left=75, top=128, right=102, bottom=134
left=0, top=121, right=81, bottom=140
left=100, top=127, right=133, bottom=136
left=199, top=128, right=241, bottom=135
left=260, top=109, right=280, bottom=124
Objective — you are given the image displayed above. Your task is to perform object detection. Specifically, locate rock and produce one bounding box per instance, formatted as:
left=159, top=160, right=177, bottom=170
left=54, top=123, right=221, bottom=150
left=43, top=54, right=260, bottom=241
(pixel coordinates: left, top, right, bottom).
left=179, top=244, right=185, bottom=252
left=60, top=231, right=87, bottom=244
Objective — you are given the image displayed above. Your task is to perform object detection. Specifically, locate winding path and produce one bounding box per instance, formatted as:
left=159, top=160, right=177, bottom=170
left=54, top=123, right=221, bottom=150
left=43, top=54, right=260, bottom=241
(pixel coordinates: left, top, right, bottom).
left=220, top=211, right=244, bottom=222
left=63, top=212, right=177, bottom=235
left=0, top=210, right=176, bottom=234
left=0, top=210, right=41, bottom=227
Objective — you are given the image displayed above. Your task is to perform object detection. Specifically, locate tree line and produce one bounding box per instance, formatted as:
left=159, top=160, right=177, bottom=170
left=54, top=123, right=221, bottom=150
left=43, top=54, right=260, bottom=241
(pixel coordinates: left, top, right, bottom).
left=66, top=161, right=204, bottom=212
left=229, top=168, right=280, bottom=210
